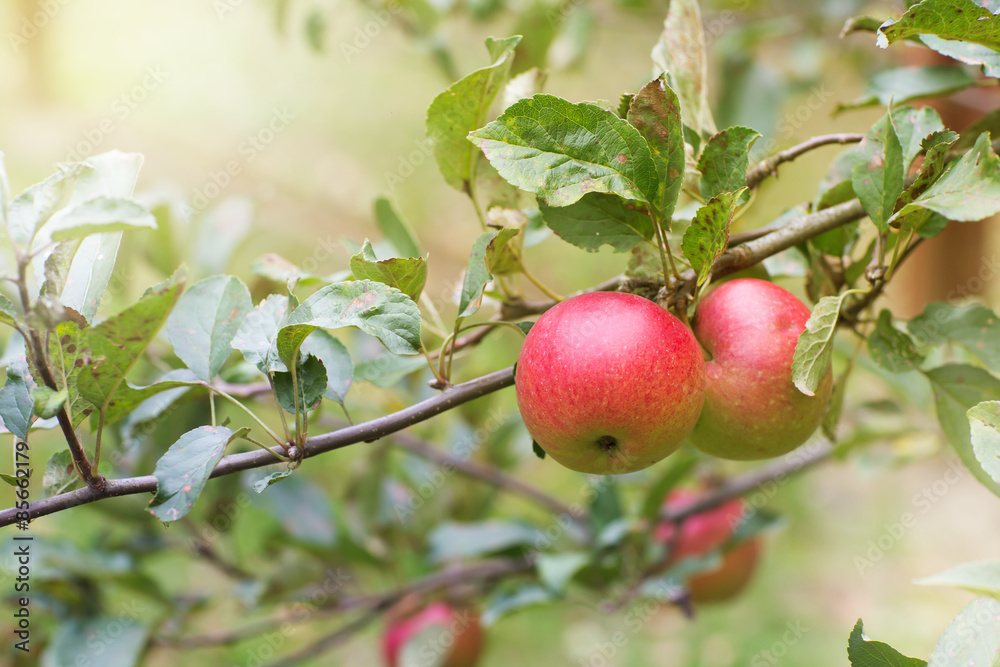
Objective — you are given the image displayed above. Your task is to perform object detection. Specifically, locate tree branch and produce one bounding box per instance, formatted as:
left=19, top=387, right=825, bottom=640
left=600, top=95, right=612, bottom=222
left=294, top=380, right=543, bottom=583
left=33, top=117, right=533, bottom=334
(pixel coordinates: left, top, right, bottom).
left=159, top=557, right=531, bottom=651
left=659, top=440, right=834, bottom=524
left=0, top=367, right=516, bottom=527
left=389, top=430, right=582, bottom=521
left=708, top=199, right=867, bottom=279
left=746, top=133, right=864, bottom=190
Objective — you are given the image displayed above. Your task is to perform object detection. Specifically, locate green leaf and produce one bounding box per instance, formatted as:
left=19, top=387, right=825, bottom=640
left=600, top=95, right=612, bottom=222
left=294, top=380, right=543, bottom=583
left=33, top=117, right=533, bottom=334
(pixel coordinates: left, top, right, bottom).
left=823, top=360, right=853, bottom=441
left=58, top=233, right=124, bottom=322
left=892, top=106, right=947, bottom=172
left=191, top=197, right=254, bottom=275
left=167, top=275, right=252, bottom=382
left=42, top=616, right=149, bottom=667
left=915, top=559, right=1000, bottom=598
left=31, top=386, right=66, bottom=420
left=921, top=34, right=1000, bottom=78
left=100, top=370, right=200, bottom=427
left=354, top=352, right=427, bottom=388
left=374, top=196, right=422, bottom=258
left=928, top=596, right=1000, bottom=666
left=847, top=619, right=927, bottom=667
left=890, top=130, right=959, bottom=232
left=908, top=302, right=1000, bottom=372
left=588, top=478, right=623, bottom=533
left=697, top=127, right=760, bottom=200
left=531, top=440, right=546, bottom=459
left=427, top=36, right=520, bottom=192
left=681, top=188, right=746, bottom=286
left=148, top=425, right=243, bottom=523
left=627, top=76, right=685, bottom=225
left=43, top=321, right=95, bottom=427
left=895, top=133, right=1000, bottom=223
left=877, top=0, right=1000, bottom=52
left=969, top=401, right=1000, bottom=486
left=838, top=66, right=976, bottom=112
left=278, top=280, right=422, bottom=368
left=78, top=272, right=185, bottom=415
left=538, top=193, right=653, bottom=253
left=6, top=163, right=85, bottom=249
left=852, top=111, right=905, bottom=232
left=43, top=450, right=79, bottom=497
left=247, top=470, right=336, bottom=547
left=469, top=94, right=658, bottom=206
left=817, top=180, right=858, bottom=212
left=117, top=370, right=198, bottom=447
left=300, top=329, right=353, bottom=405
left=924, top=364, right=1000, bottom=498
left=46, top=151, right=146, bottom=323
left=651, top=0, right=716, bottom=137
left=0, top=368, right=33, bottom=440
left=0, top=293, right=18, bottom=330
left=231, top=294, right=293, bottom=374
left=273, top=353, right=328, bottom=414
left=250, top=253, right=338, bottom=287
left=0, top=151, right=8, bottom=224
left=304, top=10, right=325, bottom=51
left=252, top=469, right=292, bottom=493
left=792, top=292, right=853, bottom=396
left=458, top=229, right=518, bottom=319
left=427, top=520, right=540, bottom=562
left=350, top=239, right=428, bottom=300
left=536, top=552, right=590, bottom=594
left=481, top=583, right=556, bottom=626
left=868, top=309, right=925, bottom=373
left=43, top=196, right=156, bottom=241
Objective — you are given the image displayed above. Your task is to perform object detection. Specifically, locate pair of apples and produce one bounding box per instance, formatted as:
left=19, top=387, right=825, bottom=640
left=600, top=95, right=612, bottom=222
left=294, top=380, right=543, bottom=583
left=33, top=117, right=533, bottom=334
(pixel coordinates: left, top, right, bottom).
left=516, top=279, right=832, bottom=474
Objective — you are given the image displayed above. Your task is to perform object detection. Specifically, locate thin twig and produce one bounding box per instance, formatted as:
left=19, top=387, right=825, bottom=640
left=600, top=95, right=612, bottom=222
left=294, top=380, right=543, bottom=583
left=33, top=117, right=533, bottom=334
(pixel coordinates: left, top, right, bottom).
left=746, top=133, right=864, bottom=190
left=389, top=430, right=583, bottom=521
left=159, top=558, right=530, bottom=650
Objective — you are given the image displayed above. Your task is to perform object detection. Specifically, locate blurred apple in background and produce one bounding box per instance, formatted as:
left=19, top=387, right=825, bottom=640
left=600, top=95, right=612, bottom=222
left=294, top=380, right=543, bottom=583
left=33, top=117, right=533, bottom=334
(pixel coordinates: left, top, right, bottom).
left=656, top=489, right=761, bottom=603
left=382, top=600, right=484, bottom=667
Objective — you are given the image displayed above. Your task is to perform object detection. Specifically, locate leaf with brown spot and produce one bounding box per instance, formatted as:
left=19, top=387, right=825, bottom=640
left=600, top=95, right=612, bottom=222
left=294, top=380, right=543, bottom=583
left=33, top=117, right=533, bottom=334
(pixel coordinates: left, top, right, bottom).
left=166, top=274, right=251, bottom=382
left=148, top=425, right=248, bottom=523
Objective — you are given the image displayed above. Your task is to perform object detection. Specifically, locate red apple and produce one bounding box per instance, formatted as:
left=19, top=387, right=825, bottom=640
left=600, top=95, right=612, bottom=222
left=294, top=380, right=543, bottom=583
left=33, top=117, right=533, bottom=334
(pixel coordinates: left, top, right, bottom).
left=382, top=601, right=484, bottom=667
left=656, top=489, right=761, bottom=603
left=515, top=291, right=706, bottom=474
left=690, top=278, right=832, bottom=460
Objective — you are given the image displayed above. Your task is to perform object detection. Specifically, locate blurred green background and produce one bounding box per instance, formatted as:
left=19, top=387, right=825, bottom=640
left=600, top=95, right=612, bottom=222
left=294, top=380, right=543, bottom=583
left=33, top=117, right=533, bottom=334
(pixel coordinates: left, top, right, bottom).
left=2, top=0, right=1000, bottom=665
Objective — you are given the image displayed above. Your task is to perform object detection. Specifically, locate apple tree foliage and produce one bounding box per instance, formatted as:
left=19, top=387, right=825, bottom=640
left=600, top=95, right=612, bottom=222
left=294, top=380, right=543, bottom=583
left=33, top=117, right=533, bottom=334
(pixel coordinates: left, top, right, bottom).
left=3, top=0, right=1000, bottom=664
